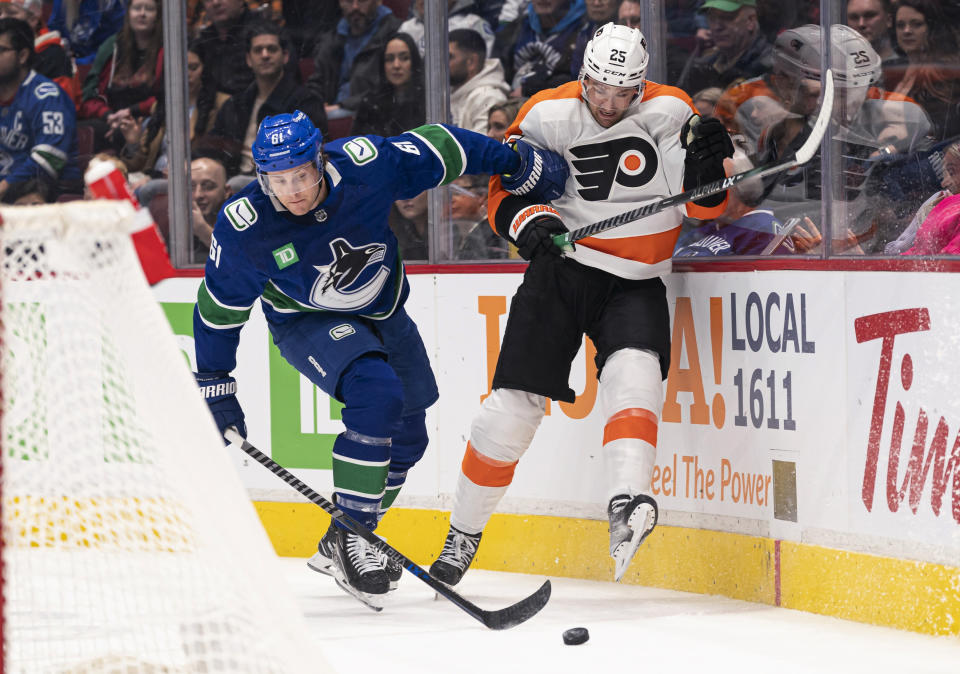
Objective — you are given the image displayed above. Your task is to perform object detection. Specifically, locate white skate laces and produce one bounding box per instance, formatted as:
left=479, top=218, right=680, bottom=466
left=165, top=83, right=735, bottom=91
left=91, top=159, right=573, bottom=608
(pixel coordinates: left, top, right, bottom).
left=607, top=494, right=658, bottom=582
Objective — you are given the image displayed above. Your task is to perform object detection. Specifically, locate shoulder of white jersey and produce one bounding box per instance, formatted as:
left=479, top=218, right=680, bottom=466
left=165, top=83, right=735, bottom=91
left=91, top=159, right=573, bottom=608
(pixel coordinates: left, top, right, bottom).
left=636, top=81, right=698, bottom=121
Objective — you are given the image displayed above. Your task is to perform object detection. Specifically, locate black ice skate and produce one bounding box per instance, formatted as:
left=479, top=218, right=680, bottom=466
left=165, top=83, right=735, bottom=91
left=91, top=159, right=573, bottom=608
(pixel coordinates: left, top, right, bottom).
left=306, top=519, right=337, bottom=576
left=608, top=493, right=658, bottom=582
left=380, top=549, right=402, bottom=591
left=331, top=526, right=390, bottom=611
left=429, top=526, right=482, bottom=586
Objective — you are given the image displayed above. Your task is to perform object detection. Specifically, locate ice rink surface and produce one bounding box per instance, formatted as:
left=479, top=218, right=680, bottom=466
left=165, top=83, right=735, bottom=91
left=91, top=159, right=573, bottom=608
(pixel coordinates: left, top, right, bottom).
left=282, top=558, right=960, bottom=674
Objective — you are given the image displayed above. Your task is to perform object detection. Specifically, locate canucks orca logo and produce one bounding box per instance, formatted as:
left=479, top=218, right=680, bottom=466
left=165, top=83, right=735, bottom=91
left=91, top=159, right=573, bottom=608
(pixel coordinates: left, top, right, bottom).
left=309, top=237, right=390, bottom=311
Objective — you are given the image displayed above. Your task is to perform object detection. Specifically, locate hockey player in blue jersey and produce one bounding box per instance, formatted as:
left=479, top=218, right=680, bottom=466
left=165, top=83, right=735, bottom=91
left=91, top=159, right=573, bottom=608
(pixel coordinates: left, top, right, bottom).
left=0, top=17, right=80, bottom=200
left=193, top=110, right=565, bottom=607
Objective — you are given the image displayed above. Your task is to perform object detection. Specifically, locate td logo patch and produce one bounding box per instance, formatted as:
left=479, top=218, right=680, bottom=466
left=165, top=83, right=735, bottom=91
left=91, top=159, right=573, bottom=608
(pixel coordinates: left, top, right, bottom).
left=272, top=243, right=299, bottom=269
left=569, top=137, right=659, bottom=200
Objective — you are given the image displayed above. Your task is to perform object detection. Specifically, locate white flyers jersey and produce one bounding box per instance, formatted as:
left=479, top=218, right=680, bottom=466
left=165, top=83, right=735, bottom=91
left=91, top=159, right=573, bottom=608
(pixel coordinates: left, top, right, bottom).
left=489, top=80, right=725, bottom=280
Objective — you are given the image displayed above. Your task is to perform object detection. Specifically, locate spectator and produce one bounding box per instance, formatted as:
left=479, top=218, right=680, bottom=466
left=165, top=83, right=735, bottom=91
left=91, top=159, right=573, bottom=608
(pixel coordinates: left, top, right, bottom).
left=886, top=140, right=960, bottom=254
left=1, top=176, right=56, bottom=204
left=450, top=173, right=508, bottom=259
left=846, top=0, right=898, bottom=63
left=486, top=97, right=524, bottom=142
left=190, top=155, right=232, bottom=262
left=352, top=32, right=425, bottom=137
left=569, top=0, right=619, bottom=78
left=193, top=0, right=257, bottom=97
left=79, top=0, right=163, bottom=153
left=307, top=0, right=402, bottom=118
left=118, top=43, right=229, bottom=177
left=674, top=145, right=796, bottom=256
left=692, top=86, right=722, bottom=117
left=676, top=0, right=773, bottom=96
left=209, top=21, right=327, bottom=183
left=46, top=0, right=125, bottom=65
left=0, top=0, right=77, bottom=102
left=884, top=0, right=960, bottom=143
left=495, top=0, right=587, bottom=98
left=390, top=191, right=429, bottom=260
left=0, top=18, right=80, bottom=200
left=281, top=0, right=342, bottom=59
left=450, top=28, right=508, bottom=134
left=400, top=0, right=494, bottom=56
left=617, top=0, right=642, bottom=29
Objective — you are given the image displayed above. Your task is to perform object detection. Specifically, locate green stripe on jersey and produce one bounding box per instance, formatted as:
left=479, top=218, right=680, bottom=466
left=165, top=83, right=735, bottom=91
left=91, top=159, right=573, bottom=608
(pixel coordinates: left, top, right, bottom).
left=196, top=280, right=253, bottom=328
left=332, top=458, right=389, bottom=498
left=260, top=281, right=320, bottom=313
left=410, top=124, right=465, bottom=185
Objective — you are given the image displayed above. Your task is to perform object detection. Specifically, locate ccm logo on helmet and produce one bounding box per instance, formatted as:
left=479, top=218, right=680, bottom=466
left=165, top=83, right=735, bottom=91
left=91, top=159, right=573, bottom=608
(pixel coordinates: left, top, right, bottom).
left=570, top=137, right=659, bottom=200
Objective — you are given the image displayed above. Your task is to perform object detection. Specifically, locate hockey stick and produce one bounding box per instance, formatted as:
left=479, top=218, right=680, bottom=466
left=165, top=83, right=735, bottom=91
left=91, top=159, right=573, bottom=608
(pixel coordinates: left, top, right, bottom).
left=223, top=428, right=551, bottom=630
left=552, top=69, right=835, bottom=252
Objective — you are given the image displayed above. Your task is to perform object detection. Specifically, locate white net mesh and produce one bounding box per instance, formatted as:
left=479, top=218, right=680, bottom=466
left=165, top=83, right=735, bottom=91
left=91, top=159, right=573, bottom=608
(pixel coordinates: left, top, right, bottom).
left=1, top=201, right=327, bottom=673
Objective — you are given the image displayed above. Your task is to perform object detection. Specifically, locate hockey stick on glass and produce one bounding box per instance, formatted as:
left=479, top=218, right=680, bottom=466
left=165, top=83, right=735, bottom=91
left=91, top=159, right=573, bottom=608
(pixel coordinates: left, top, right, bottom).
left=223, top=428, right=552, bottom=630
left=552, top=69, right=835, bottom=252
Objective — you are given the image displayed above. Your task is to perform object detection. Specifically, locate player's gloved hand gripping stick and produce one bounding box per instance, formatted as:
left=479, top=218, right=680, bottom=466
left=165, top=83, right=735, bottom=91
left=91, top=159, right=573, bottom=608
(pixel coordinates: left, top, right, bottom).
left=552, top=69, right=835, bottom=252
left=223, top=428, right=551, bottom=630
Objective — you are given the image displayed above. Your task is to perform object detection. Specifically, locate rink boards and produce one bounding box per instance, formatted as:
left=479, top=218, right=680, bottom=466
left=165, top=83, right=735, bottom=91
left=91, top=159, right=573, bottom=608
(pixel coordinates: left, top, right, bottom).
left=152, top=270, right=960, bottom=636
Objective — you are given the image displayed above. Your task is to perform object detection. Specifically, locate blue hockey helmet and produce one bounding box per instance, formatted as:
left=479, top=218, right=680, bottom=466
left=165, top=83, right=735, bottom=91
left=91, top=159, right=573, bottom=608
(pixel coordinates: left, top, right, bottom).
left=253, top=111, right=324, bottom=196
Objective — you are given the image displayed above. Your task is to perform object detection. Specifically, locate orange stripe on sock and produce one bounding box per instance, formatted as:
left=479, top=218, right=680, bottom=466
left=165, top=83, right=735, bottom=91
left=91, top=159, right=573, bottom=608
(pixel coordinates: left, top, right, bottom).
left=461, top=442, right=517, bottom=488
left=603, top=408, right=658, bottom=446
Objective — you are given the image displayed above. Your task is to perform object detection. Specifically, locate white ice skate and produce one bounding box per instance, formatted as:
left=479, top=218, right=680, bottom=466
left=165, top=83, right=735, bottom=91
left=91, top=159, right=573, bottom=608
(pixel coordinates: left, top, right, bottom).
left=608, top=493, right=658, bottom=582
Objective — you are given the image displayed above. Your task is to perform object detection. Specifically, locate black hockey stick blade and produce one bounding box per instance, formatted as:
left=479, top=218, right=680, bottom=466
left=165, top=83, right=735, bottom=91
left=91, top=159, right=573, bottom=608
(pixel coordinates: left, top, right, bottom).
left=552, top=69, right=835, bottom=251
left=223, top=429, right=552, bottom=630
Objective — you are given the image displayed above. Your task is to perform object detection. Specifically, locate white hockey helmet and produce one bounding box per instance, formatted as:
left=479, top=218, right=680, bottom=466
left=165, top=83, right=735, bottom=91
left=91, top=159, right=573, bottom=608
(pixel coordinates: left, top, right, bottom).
left=773, top=23, right=881, bottom=88
left=580, top=22, right=649, bottom=90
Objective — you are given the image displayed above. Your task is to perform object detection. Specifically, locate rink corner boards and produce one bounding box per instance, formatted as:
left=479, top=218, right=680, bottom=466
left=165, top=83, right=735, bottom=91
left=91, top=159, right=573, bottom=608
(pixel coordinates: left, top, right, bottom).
left=253, top=502, right=960, bottom=638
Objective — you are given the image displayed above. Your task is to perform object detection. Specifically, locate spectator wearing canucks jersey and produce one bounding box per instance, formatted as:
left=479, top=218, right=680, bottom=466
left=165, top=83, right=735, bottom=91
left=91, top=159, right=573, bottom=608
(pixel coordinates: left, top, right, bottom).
left=0, top=18, right=80, bottom=201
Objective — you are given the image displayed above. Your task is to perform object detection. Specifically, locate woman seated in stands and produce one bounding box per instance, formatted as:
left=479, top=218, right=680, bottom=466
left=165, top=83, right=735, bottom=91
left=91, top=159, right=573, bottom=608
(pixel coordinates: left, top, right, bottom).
left=886, top=140, right=960, bottom=254
left=79, top=0, right=163, bottom=152
left=884, top=0, right=960, bottom=143
left=352, top=32, right=425, bottom=138
left=117, top=42, right=228, bottom=177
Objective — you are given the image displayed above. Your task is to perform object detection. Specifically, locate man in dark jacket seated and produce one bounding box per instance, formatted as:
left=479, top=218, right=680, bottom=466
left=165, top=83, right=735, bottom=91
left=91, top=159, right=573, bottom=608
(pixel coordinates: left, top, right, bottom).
left=207, top=21, right=327, bottom=188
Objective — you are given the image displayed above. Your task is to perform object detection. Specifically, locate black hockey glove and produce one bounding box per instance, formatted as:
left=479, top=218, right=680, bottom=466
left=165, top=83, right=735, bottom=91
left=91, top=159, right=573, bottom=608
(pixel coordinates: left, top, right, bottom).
left=681, top=115, right=734, bottom=207
left=196, top=372, right=247, bottom=444
left=514, top=215, right=568, bottom=261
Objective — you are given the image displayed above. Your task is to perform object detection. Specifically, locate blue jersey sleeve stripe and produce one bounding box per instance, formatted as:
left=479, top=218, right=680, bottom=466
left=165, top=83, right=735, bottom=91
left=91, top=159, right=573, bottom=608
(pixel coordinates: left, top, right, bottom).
left=407, top=125, right=466, bottom=186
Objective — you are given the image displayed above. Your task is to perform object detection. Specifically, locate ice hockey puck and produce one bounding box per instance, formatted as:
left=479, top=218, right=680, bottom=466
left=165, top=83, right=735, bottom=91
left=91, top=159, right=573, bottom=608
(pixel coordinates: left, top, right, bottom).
left=562, top=627, right=589, bottom=645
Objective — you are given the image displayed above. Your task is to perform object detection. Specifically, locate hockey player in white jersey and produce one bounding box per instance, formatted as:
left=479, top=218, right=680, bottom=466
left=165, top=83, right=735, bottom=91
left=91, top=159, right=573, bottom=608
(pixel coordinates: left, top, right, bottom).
left=429, top=23, right=733, bottom=585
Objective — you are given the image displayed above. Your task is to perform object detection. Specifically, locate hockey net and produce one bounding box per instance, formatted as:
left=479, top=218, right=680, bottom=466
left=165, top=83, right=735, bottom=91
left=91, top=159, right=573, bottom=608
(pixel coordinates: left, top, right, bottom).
left=0, top=201, right=327, bottom=673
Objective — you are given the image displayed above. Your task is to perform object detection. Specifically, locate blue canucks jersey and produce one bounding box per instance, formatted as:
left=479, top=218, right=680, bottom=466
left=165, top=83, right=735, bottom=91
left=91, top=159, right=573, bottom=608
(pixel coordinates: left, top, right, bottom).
left=673, top=210, right=796, bottom=257
left=194, top=123, right=519, bottom=373
left=0, top=71, right=79, bottom=185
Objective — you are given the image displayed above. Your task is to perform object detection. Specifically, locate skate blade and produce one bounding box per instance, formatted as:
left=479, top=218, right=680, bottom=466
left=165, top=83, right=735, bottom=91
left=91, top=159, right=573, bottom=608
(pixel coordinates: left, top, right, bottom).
left=333, top=577, right=386, bottom=612
left=612, top=503, right=657, bottom=582
left=307, top=554, right=335, bottom=577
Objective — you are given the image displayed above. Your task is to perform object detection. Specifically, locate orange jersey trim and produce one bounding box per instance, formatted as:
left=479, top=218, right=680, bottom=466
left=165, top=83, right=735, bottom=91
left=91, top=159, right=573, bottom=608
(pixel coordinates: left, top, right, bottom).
left=603, top=408, right=659, bottom=446
left=578, top=227, right=681, bottom=264
left=461, top=442, right=518, bottom=488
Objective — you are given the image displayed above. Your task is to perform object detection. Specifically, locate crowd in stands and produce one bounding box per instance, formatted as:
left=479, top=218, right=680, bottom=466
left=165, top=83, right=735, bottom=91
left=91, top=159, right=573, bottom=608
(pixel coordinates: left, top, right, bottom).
left=4, top=0, right=960, bottom=261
